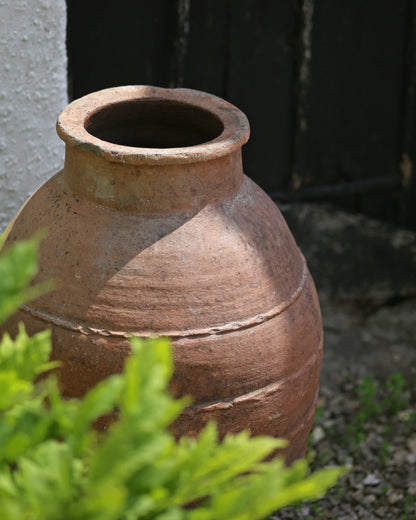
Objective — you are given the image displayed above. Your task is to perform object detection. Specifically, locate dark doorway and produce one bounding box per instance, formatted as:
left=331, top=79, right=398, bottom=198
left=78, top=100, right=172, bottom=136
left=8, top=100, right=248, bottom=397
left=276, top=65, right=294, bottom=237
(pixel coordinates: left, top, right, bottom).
left=67, top=0, right=416, bottom=230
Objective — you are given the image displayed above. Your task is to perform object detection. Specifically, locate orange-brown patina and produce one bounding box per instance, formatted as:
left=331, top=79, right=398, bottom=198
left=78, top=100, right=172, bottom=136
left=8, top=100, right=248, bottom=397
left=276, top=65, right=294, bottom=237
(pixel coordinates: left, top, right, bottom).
left=3, top=86, right=322, bottom=462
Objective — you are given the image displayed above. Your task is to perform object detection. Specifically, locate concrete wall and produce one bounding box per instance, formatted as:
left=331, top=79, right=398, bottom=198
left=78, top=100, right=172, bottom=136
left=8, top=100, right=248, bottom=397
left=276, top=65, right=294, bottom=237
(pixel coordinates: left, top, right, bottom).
left=0, top=0, right=67, bottom=231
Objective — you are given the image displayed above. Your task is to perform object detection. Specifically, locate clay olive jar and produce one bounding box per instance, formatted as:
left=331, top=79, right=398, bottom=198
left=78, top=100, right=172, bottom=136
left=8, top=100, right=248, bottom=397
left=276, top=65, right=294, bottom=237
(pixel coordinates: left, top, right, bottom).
left=3, top=86, right=322, bottom=463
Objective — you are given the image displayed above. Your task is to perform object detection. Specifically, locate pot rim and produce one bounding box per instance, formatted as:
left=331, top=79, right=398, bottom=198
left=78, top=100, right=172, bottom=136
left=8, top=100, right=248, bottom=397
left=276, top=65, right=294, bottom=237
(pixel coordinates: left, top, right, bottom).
left=57, top=85, right=250, bottom=165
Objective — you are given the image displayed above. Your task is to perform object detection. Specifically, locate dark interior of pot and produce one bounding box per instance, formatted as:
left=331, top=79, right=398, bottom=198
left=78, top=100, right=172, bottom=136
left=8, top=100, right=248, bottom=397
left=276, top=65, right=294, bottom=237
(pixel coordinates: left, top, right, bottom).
left=85, top=99, right=224, bottom=148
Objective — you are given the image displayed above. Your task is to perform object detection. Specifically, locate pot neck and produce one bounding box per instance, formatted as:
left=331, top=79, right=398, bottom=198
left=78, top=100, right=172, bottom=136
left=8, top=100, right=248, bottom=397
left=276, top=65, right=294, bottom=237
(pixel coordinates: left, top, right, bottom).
left=62, top=146, right=244, bottom=214
left=57, top=86, right=250, bottom=214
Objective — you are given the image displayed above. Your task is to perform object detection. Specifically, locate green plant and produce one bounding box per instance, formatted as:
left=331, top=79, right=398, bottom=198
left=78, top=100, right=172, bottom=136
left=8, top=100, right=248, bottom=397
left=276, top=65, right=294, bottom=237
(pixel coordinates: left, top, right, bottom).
left=380, top=439, right=392, bottom=466
left=383, top=372, right=410, bottom=415
left=0, top=233, right=343, bottom=519
left=337, top=376, right=380, bottom=450
left=402, top=494, right=416, bottom=520
left=0, top=229, right=52, bottom=324
left=401, top=409, right=416, bottom=435
left=356, top=373, right=411, bottom=421
left=356, top=376, right=381, bottom=421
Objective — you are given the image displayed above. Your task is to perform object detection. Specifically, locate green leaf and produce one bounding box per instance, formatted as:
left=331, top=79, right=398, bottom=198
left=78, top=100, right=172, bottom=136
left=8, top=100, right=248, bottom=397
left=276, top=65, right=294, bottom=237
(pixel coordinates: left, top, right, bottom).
left=0, top=324, right=54, bottom=381
left=0, top=232, right=53, bottom=324
left=73, top=375, right=123, bottom=434
left=88, top=422, right=174, bottom=486
left=68, top=481, right=126, bottom=520
left=69, top=375, right=124, bottom=456
left=165, top=426, right=286, bottom=506
left=0, top=466, right=15, bottom=496
left=196, top=461, right=345, bottom=520
left=121, top=336, right=175, bottom=416
left=0, top=371, right=32, bottom=411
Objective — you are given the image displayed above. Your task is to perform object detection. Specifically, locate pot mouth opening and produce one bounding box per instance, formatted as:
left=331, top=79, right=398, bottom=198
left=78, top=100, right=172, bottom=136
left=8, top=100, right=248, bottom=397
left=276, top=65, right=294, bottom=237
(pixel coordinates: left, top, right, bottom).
left=85, top=99, right=225, bottom=149
left=57, top=86, right=250, bottom=164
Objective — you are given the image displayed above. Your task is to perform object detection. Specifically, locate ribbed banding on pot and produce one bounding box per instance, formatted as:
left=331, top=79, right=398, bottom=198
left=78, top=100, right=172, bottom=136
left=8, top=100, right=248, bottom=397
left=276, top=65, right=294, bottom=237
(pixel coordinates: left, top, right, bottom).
left=3, top=86, right=322, bottom=464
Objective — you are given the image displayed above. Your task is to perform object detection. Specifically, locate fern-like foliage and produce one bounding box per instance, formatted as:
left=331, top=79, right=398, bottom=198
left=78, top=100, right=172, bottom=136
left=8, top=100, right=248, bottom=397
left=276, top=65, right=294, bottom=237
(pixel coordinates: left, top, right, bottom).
left=0, top=232, right=344, bottom=519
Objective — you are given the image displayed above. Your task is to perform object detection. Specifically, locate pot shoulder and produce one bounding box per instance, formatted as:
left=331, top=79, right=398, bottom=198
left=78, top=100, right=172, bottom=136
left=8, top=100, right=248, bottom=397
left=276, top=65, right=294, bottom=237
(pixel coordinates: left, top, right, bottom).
left=6, top=173, right=309, bottom=335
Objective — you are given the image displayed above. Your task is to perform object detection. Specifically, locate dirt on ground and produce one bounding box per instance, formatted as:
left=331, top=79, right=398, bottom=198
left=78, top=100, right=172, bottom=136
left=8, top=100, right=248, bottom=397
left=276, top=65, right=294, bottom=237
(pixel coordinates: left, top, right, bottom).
left=275, top=203, right=416, bottom=519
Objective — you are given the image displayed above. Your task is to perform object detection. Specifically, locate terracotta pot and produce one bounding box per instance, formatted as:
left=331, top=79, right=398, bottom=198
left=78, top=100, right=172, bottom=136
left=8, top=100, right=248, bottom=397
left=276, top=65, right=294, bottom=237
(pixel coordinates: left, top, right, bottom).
left=3, top=86, right=322, bottom=462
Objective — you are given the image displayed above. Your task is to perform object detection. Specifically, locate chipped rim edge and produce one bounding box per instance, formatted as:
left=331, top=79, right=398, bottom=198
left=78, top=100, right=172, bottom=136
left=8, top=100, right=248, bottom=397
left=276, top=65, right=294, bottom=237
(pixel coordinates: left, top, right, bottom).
left=56, top=85, right=250, bottom=165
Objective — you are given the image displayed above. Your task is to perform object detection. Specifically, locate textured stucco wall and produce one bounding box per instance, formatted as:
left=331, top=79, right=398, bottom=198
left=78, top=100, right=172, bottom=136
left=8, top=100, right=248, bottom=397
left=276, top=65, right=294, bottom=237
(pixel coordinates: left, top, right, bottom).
left=0, top=0, right=67, bottom=231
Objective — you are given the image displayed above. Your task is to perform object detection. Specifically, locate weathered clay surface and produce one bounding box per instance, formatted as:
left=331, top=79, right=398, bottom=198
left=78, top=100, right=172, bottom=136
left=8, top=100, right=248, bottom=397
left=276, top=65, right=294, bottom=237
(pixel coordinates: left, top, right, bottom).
left=2, top=86, right=322, bottom=463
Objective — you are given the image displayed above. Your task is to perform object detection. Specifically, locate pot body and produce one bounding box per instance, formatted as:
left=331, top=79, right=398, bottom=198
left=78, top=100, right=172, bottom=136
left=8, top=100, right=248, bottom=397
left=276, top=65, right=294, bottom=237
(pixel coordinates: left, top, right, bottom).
left=3, top=86, right=322, bottom=463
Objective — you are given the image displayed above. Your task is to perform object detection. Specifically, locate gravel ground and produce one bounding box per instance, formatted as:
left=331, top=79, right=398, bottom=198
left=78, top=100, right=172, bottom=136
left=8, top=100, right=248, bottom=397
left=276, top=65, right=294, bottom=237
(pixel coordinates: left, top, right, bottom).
left=273, top=205, right=416, bottom=519
left=277, top=371, right=416, bottom=519
left=273, top=295, right=416, bottom=519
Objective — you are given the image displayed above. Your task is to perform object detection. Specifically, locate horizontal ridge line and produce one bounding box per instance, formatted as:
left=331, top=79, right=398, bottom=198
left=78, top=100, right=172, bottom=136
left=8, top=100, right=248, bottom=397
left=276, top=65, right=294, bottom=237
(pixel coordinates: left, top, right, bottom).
left=21, top=256, right=308, bottom=339
left=181, top=339, right=323, bottom=412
